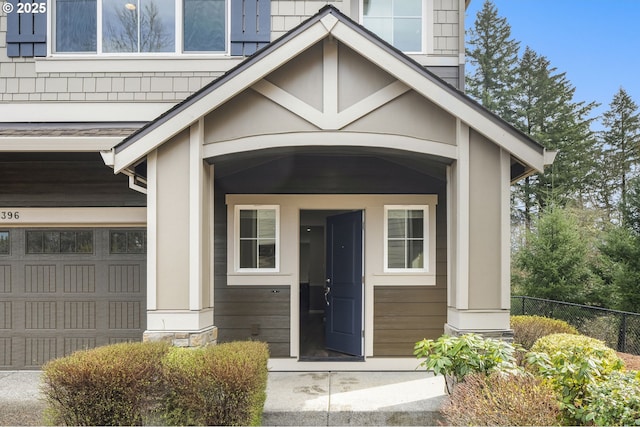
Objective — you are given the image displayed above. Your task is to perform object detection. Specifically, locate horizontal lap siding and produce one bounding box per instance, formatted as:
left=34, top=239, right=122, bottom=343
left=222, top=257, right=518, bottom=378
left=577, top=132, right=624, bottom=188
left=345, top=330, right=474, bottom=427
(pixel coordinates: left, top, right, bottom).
left=373, top=188, right=448, bottom=356
left=213, top=184, right=290, bottom=357
left=0, top=153, right=145, bottom=207
left=215, top=287, right=291, bottom=357
left=374, top=286, right=447, bottom=356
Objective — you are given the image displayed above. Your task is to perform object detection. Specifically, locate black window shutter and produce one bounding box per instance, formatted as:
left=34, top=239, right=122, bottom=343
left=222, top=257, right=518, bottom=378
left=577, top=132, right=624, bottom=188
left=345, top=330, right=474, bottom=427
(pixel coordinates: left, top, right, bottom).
left=230, top=0, right=270, bottom=56
left=6, top=0, right=47, bottom=57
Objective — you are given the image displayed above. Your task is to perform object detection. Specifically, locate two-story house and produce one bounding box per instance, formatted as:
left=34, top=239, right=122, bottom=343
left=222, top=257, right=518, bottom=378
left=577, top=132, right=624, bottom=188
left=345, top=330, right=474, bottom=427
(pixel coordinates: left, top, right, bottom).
left=0, top=0, right=552, bottom=370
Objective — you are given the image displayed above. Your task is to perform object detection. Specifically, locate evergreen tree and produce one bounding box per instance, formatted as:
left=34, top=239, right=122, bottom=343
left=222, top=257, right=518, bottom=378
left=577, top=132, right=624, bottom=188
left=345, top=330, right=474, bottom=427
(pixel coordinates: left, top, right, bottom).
left=511, top=47, right=598, bottom=226
left=516, top=206, right=597, bottom=304
left=596, top=88, right=640, bottom=222
left=465, top=0, right=520, bottom=123
left=600, top=178, right=640, bottom=311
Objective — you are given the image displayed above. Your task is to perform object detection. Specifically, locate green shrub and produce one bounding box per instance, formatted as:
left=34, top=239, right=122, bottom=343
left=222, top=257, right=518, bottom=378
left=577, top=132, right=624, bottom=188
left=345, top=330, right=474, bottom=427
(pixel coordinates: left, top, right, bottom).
left=511, top=315, right=579, bottom=350
left=41, top=341, right=169, bottom=426
left=161, top=341, right=269, bottom=426
left=527, top=334, right=624, bottom=425
left=414, top=334, right=518, bottom=393
left=531, top=333, right=623, bottom=374
left=441, top=372, right=561, bottom=426
left=583, top=370, right=640, bottom=426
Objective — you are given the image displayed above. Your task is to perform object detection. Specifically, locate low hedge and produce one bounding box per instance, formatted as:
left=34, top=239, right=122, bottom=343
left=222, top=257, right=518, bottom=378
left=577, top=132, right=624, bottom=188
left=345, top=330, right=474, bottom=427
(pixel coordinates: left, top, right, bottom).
left=41, top=341, right=269, bottom=426
left=511, top=315, right=579, bottom=350
left=41, top=341, right=169, bottom=426
left=161, top=341, right=269, bottom=426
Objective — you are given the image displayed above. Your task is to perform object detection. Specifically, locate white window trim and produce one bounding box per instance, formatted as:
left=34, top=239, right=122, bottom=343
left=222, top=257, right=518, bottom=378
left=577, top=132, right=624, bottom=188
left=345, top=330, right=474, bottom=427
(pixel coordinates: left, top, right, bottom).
left=359, top=0, right=426, bottom=54
left=383, top=205, right=429, bottom=273
left=49, top=0, right=230, bottom=56
left=233, top=205, right=280, bottom=273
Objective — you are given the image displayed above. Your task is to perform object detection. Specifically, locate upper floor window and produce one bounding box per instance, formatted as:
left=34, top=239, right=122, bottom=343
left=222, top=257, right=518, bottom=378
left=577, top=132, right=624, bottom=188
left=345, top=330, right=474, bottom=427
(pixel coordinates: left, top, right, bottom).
left=362, top=0, right=422, bottom=52
left=53, top=0, right=226, bottom=54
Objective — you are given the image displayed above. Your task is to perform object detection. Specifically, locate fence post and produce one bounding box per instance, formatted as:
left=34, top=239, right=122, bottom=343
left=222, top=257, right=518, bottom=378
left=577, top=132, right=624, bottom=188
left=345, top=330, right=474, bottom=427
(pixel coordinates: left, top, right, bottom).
left=618, top=314, right=627, bottom=353
left=522, top=297, right=525, bottom=315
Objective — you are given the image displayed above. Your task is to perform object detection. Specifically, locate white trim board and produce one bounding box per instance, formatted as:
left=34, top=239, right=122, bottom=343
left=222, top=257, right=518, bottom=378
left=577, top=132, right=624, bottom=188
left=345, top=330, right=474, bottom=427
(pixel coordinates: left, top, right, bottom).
left=0, top=103, right=175, bottom=123
left=0, top=136, right=121, bottom=152
left=0, top=207, right=146, bottom=227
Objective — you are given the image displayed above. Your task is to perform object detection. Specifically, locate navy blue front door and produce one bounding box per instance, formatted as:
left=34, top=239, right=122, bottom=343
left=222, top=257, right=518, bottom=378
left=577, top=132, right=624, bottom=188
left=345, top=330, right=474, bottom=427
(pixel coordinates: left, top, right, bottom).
left=325, top=211, right=363, bottom=356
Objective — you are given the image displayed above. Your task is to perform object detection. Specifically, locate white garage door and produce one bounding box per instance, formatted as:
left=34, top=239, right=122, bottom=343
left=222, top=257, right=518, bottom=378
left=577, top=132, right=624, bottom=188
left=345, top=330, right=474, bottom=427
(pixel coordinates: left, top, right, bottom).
left=0, top=228, right=146, bottom=369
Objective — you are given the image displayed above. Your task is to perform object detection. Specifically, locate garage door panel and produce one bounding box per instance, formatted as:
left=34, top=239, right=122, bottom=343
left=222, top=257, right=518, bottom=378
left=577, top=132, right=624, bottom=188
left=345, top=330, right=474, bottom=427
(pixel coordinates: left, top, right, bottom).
left=0, top=337, right=11, bottom=367
left=0, top=301, right=11, bottom=329
left=109, top=264, right=142, bottom=293
left=64, top=265, right=96, bottom=293
left=1, top=228, right=146, bottom=369
left=25, top=337, right=59, bottom=368
left=0, top=265, right=10, bottom=292
left=25, top=265, right=57, bottom=293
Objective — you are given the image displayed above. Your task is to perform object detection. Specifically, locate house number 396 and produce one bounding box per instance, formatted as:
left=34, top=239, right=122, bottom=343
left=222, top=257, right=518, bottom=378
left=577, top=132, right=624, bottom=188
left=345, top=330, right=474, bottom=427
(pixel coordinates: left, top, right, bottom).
left=0, top=211, right=19, bottom=220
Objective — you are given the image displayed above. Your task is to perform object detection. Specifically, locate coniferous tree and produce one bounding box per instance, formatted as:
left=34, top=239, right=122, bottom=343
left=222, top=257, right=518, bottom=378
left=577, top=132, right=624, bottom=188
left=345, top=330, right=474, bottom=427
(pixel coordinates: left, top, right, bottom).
left=596, top=88, right=640, bottom=222
left=516, top=206, right=598, bottom=304
left=511, top=47, right=598, bottom=226
left=465, top=0, right=520, bottom=123
left=600, top=177, right=640, bottom=311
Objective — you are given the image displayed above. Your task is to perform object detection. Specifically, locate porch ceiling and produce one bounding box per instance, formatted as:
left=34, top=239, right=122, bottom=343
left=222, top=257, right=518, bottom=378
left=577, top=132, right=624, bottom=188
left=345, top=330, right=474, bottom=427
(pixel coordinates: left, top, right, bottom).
left=210, top=146, right=451, bottom=183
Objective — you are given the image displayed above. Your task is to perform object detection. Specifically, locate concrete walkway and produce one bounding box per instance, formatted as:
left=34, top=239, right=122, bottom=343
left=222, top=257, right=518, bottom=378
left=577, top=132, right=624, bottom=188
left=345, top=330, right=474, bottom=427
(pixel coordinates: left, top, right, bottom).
left=0, top=370, right=447, bottom=426
left=263, top=371, right=448, bottom=426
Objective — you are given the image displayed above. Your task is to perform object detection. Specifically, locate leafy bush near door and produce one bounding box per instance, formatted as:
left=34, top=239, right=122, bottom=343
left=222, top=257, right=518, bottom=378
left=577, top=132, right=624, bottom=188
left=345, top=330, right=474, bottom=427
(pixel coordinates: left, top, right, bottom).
left=41, top=341, right=269, bottom=426
left=413, top=333, right=519, bottom=392
left=415, top=330, right=640, bottom=426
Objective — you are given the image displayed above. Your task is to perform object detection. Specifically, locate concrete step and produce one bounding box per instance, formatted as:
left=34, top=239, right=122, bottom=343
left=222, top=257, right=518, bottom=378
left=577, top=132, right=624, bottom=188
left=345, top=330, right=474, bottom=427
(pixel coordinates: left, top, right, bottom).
left=262, top=371, right=448, bottom=426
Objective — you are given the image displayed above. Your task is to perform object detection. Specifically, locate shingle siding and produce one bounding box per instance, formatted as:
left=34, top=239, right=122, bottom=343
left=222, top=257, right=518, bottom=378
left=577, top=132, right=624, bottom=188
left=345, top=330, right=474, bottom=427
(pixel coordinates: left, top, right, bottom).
left=0, top=0, right=461, bottom=104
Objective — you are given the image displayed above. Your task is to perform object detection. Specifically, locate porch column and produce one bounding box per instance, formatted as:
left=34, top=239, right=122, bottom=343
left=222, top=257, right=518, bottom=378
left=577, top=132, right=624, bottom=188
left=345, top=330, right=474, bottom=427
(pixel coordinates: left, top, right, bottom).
left=143, top=119, right=217, bottom=347
left=445, top=121, right=512, bottom=339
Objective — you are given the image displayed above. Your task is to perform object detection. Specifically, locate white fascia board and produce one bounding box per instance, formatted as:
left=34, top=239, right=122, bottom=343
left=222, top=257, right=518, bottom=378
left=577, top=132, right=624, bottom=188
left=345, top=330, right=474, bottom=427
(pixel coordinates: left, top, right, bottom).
left=113, top=22, right=331, bottom=173
left=0, top=136, right=121, bottom=152
left=329, top=21, right=546, bottom=172
left=0, top=102, right=175, bottom=122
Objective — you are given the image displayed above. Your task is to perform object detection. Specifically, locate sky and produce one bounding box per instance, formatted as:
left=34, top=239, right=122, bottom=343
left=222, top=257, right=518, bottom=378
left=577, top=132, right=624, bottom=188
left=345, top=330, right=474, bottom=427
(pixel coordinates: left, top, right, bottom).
left=464, top=0, right=640, bottom=126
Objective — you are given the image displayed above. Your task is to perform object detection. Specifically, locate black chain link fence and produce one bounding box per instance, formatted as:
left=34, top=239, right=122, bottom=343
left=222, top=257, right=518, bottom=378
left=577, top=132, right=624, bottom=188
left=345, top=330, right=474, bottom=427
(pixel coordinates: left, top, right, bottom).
left=511, top=296, right=640, bottom=355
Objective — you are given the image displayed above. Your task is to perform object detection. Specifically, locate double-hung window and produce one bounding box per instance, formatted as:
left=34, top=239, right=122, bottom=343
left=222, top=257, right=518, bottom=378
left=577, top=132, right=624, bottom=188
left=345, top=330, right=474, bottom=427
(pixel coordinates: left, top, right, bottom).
left=362, top=0, right=423, bottom=52
left=384, top=206, right=428, bottom=272
left=235, top=206, right=279, bottom=272
left=53, top=0, right=226, bottom=53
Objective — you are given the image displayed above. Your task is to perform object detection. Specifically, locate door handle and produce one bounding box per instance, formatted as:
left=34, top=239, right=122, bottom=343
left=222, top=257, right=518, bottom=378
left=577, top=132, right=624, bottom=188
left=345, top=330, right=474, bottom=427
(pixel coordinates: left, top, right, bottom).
left=324, top=285, right=331, bottom=306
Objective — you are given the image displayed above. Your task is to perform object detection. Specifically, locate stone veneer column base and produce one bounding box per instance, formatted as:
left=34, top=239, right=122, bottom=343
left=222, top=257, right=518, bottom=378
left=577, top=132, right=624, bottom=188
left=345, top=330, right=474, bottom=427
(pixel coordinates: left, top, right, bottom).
left=444, top=323, right=514, bottom=342
left=143, top=326, right=218, bottom=348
